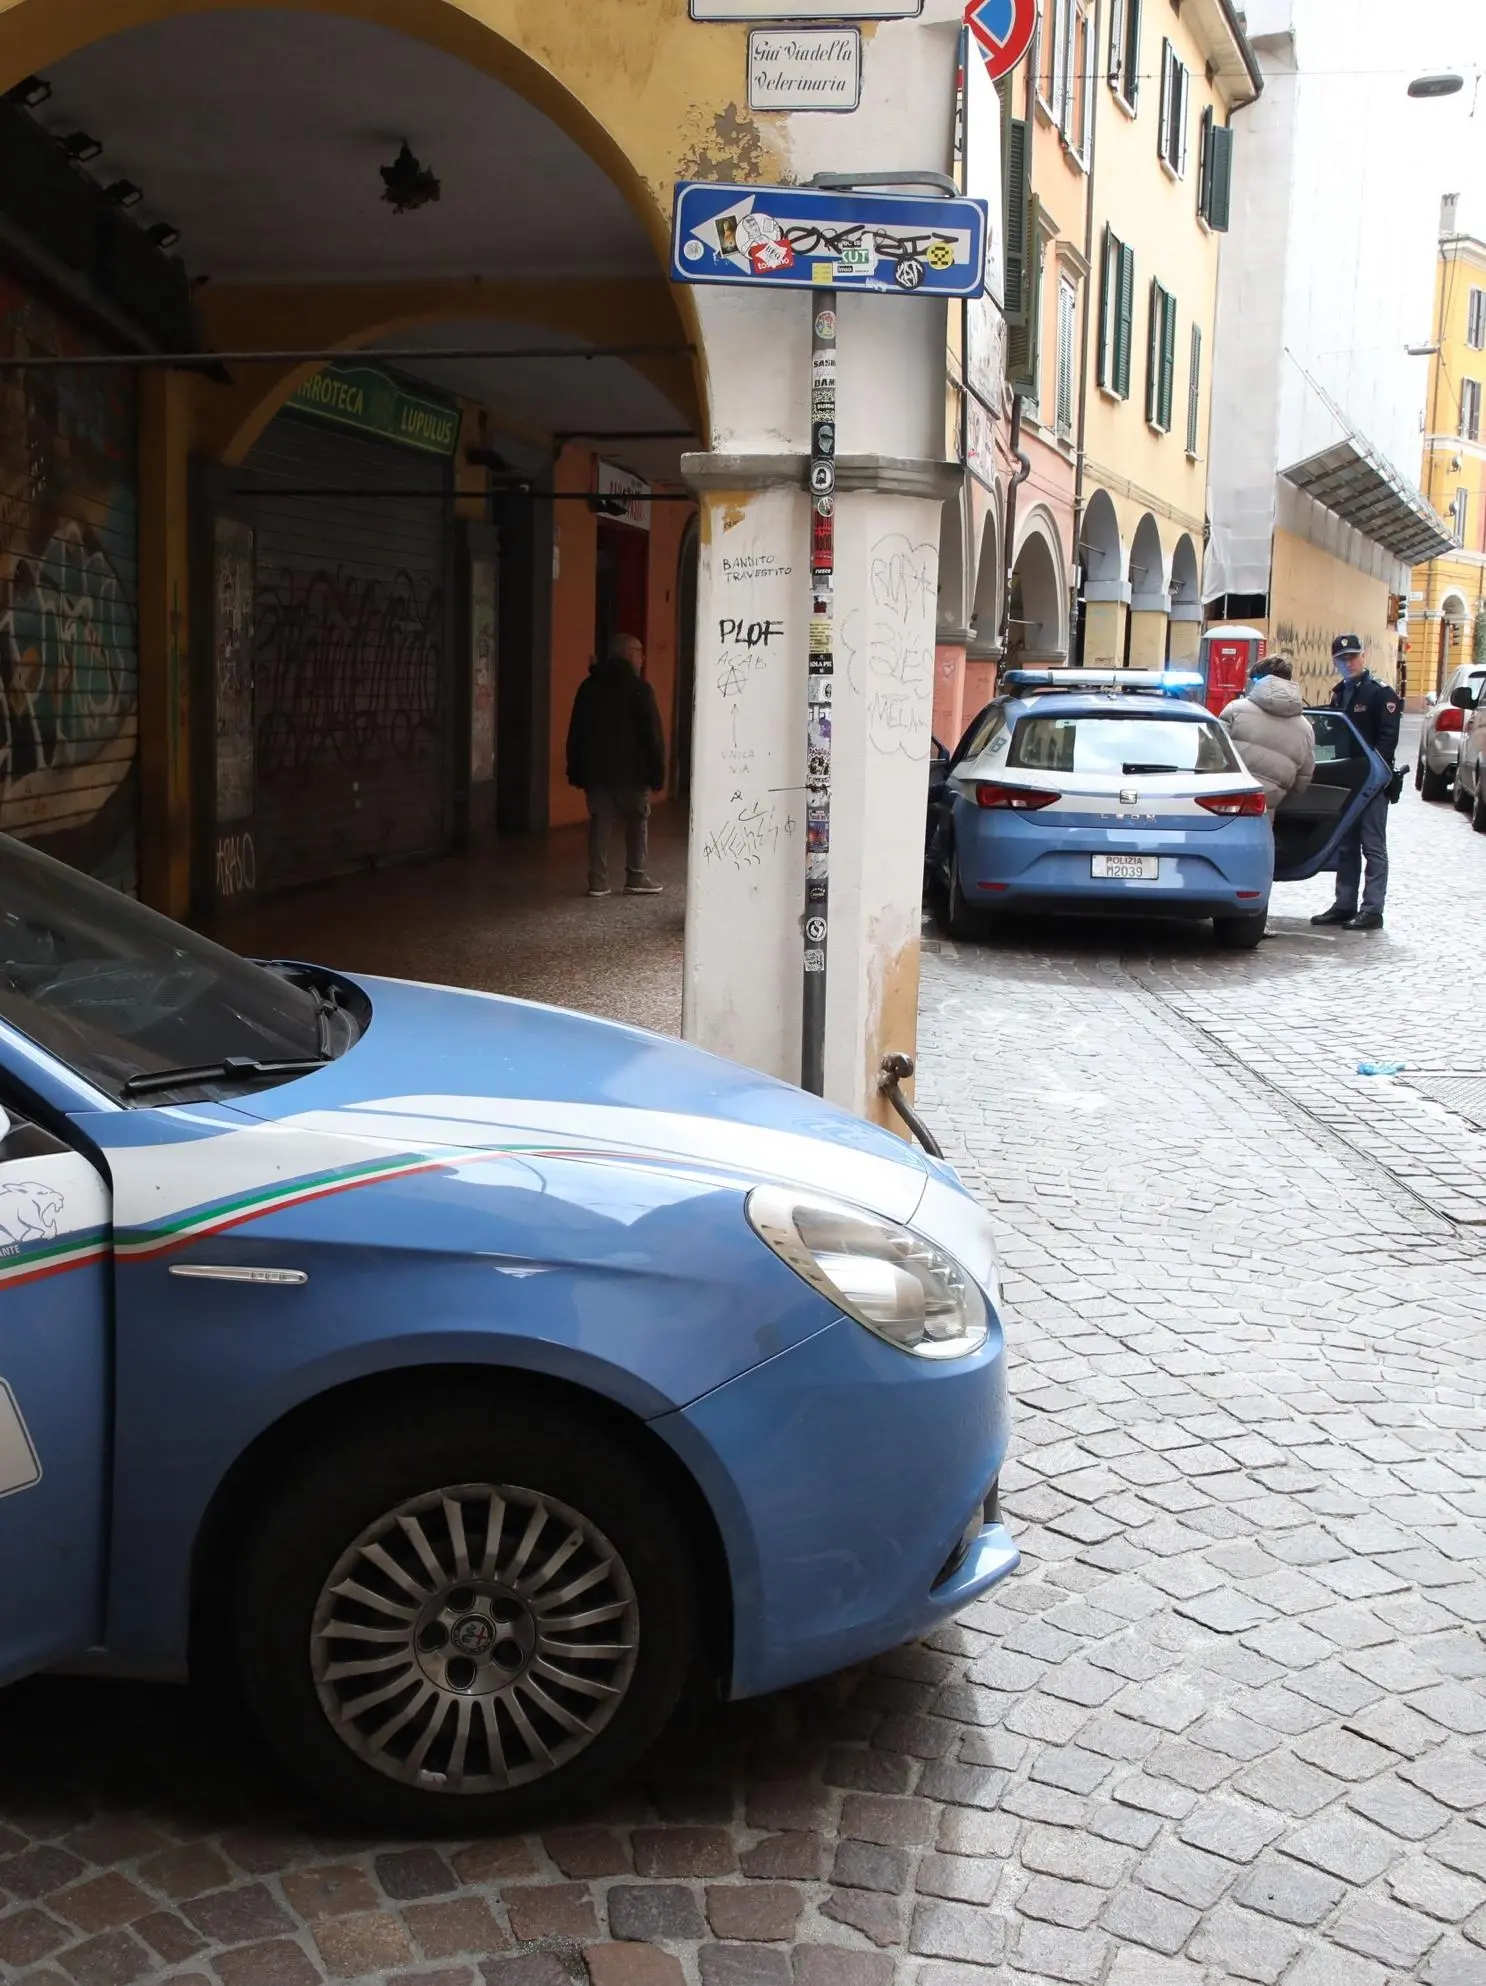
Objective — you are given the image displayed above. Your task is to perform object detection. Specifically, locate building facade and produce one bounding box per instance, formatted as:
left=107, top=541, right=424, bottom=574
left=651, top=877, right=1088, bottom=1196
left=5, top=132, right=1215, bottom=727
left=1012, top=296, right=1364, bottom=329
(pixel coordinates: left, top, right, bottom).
left=1414, top=226, right=1486, bottom=697
left=0, top=0, right=987, bottom=1128
left=1204, top=0, right=1453, bottom=705
left=1077, top=0, right=1259, bottom=672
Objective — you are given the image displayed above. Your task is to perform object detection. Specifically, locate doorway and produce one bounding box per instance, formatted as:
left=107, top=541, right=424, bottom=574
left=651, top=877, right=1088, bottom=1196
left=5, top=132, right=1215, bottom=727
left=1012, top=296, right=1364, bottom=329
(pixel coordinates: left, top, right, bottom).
left=595, top=518, right=649, bottom=669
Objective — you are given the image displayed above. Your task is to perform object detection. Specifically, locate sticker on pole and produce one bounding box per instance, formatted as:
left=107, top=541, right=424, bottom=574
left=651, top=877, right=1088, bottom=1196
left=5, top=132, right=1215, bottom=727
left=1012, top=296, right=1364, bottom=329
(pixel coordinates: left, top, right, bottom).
left=672, top=181, right=989, bottom=298
left=964, top=0, right=1037, bottom=80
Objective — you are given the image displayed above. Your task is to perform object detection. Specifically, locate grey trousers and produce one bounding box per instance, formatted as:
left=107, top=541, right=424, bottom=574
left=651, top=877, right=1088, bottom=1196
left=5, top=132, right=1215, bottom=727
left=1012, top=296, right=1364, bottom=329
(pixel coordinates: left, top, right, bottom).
left=587, top=787, right=650, bottom=890
left=1333, top=792, right=1390, bottom=916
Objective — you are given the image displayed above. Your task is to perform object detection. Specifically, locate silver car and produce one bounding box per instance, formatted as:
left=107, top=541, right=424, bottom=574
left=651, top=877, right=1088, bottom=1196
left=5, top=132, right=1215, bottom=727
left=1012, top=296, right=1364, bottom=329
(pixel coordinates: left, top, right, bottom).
left=1417, top=661, right=1486, bottom=801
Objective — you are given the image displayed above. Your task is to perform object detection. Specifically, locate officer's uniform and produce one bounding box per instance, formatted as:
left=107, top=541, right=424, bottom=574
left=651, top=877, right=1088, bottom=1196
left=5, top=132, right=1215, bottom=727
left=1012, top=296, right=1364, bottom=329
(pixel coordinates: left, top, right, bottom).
left=1318, top=639, right=1402, bottom=928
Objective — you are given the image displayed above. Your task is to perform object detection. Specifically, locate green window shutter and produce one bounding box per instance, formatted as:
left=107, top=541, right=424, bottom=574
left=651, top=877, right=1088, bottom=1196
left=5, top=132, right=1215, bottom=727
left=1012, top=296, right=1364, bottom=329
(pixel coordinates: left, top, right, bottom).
left=1146, top=280, right=1161, bottom=425
left=1097, top=227, right=1114, bottom=389
left=1160, top=290, right=1177, bottom=431
left=1187, top=323, right=1203, bottom=455
left=1115, top=243, right=1135, bottom=399
left=1126, top=0, right=1142, bottom=108
left=1205, top=122, right=1234, bottom=230
left=1003, top=116, right=1031, bottom=328
left=1007, top=236, right=1045, bottom=398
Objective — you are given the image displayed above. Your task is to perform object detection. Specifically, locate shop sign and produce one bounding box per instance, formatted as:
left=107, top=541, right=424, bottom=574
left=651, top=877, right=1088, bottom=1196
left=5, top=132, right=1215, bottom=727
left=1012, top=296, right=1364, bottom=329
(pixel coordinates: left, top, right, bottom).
left=285, top=362, right=460, bottom=457
left=597, top=461, right=652, bottom=530
left=748, top=29, right=862, bottom=111
left=693, top=0, right=918, bottom=18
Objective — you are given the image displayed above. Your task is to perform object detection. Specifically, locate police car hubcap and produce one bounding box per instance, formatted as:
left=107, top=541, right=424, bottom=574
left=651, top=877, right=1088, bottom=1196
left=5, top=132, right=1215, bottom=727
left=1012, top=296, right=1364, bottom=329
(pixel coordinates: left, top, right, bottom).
left=311, top=1483, right=639, bottom=1794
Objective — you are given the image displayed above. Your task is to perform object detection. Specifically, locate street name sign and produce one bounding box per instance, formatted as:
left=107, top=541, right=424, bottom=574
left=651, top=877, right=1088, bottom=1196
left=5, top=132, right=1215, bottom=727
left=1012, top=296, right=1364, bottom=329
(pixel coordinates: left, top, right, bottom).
left=748, top=28, right=862, bottom=111
left=692, top=1, right=919, bottom=18
left=671, top=182, right=989, bottom=298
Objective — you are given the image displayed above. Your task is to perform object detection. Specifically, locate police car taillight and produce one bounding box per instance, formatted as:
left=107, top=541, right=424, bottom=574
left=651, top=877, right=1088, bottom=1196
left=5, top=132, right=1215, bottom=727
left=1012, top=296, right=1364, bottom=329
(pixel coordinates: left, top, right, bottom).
left=1196, top=791, right=1267, bottom=817
left=974, top=783, right=1060, bottom=810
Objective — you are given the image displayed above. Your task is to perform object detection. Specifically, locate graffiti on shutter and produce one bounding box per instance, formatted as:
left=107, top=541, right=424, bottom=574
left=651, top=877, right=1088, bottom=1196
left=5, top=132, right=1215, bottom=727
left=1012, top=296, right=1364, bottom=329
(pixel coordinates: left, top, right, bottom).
left=0, top=280, right=139, bottom=890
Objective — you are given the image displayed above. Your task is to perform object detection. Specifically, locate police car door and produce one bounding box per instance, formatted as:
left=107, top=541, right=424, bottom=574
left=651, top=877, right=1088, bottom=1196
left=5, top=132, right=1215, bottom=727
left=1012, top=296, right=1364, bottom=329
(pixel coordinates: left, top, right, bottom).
left=0, top=1093, right=111, bottom=1685
left=1272, top=711, right=1392, bottom=883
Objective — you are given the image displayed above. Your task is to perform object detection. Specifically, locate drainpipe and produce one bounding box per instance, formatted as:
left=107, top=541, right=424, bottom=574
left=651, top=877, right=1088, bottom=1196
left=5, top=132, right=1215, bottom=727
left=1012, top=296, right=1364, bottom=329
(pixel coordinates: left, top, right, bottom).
left=1070, top=0, right=1104, bottom=658
left=1001, top=392, right=1032, bottom=653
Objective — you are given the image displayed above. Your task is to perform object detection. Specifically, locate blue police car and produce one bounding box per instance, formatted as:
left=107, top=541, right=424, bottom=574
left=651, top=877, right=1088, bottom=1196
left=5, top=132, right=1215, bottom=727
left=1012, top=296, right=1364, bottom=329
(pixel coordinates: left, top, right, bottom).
left=926, top=671, right=1390, bottom=948
left=0, top=831, right=1015, bottom=1829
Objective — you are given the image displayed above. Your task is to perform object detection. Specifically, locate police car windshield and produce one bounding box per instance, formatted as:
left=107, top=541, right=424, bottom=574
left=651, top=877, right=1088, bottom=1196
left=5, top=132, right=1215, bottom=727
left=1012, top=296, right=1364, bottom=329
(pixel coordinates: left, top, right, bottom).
left=1009, top=713, right=1239, bottom=778
left=0, top=834, right=340, bottom=1101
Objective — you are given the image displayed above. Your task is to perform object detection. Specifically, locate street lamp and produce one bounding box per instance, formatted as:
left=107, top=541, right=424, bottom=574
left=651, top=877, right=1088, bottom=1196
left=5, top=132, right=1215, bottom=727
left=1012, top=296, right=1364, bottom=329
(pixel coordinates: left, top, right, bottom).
left=1409, top=73, right=1465, bottom=98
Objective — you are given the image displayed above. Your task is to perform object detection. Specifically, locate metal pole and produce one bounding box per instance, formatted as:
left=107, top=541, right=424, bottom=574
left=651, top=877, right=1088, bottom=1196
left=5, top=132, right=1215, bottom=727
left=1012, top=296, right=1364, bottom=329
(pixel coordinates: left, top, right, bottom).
left=801, top=290, right=838, bottom=1097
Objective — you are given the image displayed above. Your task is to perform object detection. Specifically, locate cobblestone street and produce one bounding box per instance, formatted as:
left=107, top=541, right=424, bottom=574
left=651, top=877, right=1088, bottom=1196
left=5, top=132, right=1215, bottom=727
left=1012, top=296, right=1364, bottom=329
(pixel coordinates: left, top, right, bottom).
left=3, top=756, right=1486, bottom=1986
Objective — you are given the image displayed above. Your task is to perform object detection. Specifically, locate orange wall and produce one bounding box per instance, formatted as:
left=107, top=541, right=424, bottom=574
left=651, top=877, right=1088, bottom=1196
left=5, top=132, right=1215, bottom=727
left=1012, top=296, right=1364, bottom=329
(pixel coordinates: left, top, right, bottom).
left=546, top=445, right=696, bottom=829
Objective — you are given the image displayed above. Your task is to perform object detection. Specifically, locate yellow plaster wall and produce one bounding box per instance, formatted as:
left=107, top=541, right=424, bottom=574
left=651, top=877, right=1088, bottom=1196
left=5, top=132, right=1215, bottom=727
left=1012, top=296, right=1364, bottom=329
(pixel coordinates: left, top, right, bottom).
left=1081, top=3, right=1231, bottom=562
left=1269, top=528, right=1395, bottom=706
left=1414, top=240, right=1486, bottom=696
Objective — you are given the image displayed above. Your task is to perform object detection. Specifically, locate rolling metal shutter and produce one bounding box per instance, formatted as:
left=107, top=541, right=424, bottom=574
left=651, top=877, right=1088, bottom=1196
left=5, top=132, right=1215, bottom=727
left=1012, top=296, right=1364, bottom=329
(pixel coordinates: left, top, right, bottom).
left=239, top=415, right=451, bottom=892
left=0, top=279, right=139, bottom=891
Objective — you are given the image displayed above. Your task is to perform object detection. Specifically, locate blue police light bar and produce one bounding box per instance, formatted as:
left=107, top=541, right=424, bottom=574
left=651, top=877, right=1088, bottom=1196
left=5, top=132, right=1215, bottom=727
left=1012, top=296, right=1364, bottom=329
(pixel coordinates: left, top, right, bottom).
left=1003, top=669, right=1203, bottom=694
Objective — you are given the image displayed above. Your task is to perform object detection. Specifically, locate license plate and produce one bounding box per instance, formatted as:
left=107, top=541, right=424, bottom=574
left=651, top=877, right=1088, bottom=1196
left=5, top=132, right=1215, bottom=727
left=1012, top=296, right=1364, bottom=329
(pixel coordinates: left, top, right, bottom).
left=1092, top=855, right=1159, bottom=880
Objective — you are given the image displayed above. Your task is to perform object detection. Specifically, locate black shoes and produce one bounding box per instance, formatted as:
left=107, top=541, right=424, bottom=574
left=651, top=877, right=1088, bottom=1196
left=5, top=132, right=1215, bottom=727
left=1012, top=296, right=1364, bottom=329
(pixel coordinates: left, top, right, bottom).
left=1342, top=911, right=1384, bottom=931
left=1310, top=905, right=1356, bottom=926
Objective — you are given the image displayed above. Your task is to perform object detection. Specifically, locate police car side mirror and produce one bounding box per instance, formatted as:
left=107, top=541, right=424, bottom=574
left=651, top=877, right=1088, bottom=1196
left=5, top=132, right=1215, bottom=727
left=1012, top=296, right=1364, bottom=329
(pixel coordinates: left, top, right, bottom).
left=1425, top=691, right=1440, bottom=708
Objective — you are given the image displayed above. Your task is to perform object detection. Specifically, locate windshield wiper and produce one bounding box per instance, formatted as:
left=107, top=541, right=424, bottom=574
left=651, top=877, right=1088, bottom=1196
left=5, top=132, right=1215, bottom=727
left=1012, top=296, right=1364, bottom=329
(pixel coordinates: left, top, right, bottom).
left=121, top=1055, right=326, bottom=1100
left=1123, top=763, right=1181, bottom=774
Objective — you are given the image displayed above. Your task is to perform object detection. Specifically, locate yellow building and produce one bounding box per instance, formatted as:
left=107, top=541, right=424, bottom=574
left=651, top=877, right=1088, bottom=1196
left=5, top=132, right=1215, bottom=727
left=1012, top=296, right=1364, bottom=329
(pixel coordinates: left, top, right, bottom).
left=1414, top=229, right=1486, bottom=699
left=1076, top=0, right=1260, bottom=669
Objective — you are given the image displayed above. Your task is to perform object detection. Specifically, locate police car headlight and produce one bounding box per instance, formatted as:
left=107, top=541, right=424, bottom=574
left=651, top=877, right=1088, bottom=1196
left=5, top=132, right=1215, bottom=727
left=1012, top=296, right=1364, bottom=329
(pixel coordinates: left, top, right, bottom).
left=746, top=1187, right=988, bottom=1360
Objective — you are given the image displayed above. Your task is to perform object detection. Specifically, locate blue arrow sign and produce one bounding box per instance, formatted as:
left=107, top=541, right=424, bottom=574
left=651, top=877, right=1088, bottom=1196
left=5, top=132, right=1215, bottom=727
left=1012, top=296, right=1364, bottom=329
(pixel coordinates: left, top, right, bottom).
left=671, top=182, right=989, bottom=299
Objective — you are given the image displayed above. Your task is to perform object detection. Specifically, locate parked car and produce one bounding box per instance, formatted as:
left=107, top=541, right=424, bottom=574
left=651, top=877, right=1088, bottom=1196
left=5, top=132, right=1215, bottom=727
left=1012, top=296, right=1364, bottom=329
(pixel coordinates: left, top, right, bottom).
left=925, top=670, right=1391, bottom=950
left=1451, top=675, right=1486, bottom=827
left=0, top=832, right=1016, bottom=1829
left=1417, top=661, right=1486, bottom=801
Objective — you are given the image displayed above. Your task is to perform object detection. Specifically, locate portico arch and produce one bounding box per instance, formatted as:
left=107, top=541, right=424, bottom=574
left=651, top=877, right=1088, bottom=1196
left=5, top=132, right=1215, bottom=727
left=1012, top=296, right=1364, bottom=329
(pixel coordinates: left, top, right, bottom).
left=1007, top=507, right=1069, bottom=666
left=1127, top=513, right=1169, bottom=670
left=1078, top=488, right=1126, bottom=666
left=1168, top=534, right=1202, bottom=666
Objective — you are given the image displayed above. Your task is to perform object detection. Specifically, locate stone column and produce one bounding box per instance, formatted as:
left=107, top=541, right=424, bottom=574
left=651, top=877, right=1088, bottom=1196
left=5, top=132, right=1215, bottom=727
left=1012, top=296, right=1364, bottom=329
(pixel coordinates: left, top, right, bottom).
left=1082, top=581, right=1130, bottom=668
left=1168, top=604, right=1203, bottom=667
left=933, top=633, right=970, bottom=754
left=1128, top=592, right=1172, bottom=670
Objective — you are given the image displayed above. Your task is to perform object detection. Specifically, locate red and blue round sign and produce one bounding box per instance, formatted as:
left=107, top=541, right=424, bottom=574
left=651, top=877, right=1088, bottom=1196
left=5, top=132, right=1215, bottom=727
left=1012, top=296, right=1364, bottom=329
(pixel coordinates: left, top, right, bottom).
left=964, top=0, right=1037, bottom=80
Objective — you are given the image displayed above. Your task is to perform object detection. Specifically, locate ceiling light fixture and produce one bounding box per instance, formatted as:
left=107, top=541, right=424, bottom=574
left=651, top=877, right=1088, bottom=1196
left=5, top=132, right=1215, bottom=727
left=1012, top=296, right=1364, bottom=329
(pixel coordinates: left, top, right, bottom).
left=7, top=75, right=51, bottom=108
left=380, top=141, right=441, bottom=214
left=63, top=131, right=103, bottom=162
left=147, top=221, right=180, bottom=249
left=105, top=179, right=143, bottom=208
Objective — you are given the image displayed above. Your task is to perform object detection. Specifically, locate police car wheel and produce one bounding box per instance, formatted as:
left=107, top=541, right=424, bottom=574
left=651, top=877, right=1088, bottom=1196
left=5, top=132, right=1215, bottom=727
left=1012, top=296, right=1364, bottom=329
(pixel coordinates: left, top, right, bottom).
left=232, top=1391, right=696, bottom=1831
left=1473, top=787, right=1486, bottom=837
left=1213, top=911, right=1267, bottom=951
left=937, top=847, right=990, bottom=942
left=1420, top=763, right=1450, bottom=803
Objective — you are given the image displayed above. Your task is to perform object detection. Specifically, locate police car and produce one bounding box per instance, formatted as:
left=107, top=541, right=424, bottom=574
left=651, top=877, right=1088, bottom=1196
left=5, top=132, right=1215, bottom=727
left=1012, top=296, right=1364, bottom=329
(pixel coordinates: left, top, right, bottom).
left=926, top=671, right=1391, bottom=947
left=0, top=831, right=1016, bottom=1828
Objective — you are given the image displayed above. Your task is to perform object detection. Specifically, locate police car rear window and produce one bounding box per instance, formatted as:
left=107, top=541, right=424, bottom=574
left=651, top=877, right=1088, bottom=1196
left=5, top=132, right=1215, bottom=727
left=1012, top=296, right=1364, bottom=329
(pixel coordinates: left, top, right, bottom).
left=1009, top=715, right=1239, bottom=777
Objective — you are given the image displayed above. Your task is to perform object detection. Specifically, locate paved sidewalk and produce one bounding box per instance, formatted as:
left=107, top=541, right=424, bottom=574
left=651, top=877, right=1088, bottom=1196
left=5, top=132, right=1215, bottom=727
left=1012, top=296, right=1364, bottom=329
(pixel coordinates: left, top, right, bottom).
left=2, top=777, right=1484, bottom=1985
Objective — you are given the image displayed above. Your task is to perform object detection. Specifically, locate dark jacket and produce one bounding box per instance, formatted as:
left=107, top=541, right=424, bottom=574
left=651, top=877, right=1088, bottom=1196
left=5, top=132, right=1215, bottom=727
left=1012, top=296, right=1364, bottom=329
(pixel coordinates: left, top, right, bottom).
left=566, top=656, right=666, bottom=793
left=1330, top=670, right=1402, bottom=765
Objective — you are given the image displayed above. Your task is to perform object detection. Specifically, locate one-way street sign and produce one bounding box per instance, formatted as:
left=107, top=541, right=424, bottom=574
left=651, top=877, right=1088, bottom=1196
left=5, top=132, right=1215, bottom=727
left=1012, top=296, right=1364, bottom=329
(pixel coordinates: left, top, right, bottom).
left=671, top=181, right=989, bottom=298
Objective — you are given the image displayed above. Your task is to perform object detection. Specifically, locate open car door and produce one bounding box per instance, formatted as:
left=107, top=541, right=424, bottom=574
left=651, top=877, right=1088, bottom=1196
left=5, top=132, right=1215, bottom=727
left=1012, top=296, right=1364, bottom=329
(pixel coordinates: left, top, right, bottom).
left=1273, top=709, right=1392, bottom=883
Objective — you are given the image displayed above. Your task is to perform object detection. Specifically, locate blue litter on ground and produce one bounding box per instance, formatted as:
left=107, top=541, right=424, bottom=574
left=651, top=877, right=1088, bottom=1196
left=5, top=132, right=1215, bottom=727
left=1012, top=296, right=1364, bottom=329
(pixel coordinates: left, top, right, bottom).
left=1357, top=1061, right=1407, bottom=1077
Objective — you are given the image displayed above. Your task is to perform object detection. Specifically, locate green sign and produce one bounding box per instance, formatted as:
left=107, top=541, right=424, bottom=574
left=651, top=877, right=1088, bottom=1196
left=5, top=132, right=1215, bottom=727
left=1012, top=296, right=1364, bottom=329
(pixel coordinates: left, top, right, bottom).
left=285, top=362, right=460, bottom=457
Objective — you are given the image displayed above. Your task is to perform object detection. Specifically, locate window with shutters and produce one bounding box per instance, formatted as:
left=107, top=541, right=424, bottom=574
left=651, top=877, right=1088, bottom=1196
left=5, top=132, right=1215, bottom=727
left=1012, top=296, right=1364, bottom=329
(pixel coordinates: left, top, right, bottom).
left=1186, top=323, right=1203, bottom=457
left=1452, top=488, right=1470, bottom=545
left=1055, top=277, right=1078, bottom=438
left=1197, top=107, right=1234, bottom=230
left=1461, top=378, right=1482, bottom=442
left=1098, top=227, right=1136, bottom=401
left=1034, top=0, right=1094, bottom=163
left=1158, top=40, right=1189, bottom=176
left=1108, top=0, right=1142, bottom=111
left=1003, top=116, right=1043, bottom=397
left=1468, top=289, right=1486, bottom=351
left=1147, top=282, right=1177, bottom=433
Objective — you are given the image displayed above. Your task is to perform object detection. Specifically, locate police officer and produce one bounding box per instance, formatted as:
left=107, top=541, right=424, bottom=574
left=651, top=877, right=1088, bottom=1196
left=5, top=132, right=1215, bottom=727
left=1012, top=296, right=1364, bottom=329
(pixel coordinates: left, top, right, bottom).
left=1311, top=633, right=1402, bottom=932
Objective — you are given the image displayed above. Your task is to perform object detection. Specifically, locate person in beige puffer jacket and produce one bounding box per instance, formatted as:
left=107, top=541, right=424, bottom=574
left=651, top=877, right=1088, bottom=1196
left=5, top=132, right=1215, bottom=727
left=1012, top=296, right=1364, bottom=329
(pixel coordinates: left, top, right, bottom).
left=1221, top=656, right=1315, bottom=811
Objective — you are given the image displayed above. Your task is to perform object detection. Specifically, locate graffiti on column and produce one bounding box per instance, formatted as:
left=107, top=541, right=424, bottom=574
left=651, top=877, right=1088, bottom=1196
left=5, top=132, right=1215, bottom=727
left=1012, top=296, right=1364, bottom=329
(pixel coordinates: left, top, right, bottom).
left=0, top=282, right=139, bottom=885
left=842, top=534, right=937, bottom=756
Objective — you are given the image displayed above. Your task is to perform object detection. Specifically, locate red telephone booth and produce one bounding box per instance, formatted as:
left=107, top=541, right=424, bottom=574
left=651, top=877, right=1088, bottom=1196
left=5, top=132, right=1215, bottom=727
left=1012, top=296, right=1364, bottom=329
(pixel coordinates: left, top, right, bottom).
left=1199, top=625, right=1265, bottom=715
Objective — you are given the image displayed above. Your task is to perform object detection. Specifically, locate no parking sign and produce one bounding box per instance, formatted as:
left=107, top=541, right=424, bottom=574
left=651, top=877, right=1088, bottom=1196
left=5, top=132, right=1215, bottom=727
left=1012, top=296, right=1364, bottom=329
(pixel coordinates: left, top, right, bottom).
left=964, top=0, right=1037, bottom=79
